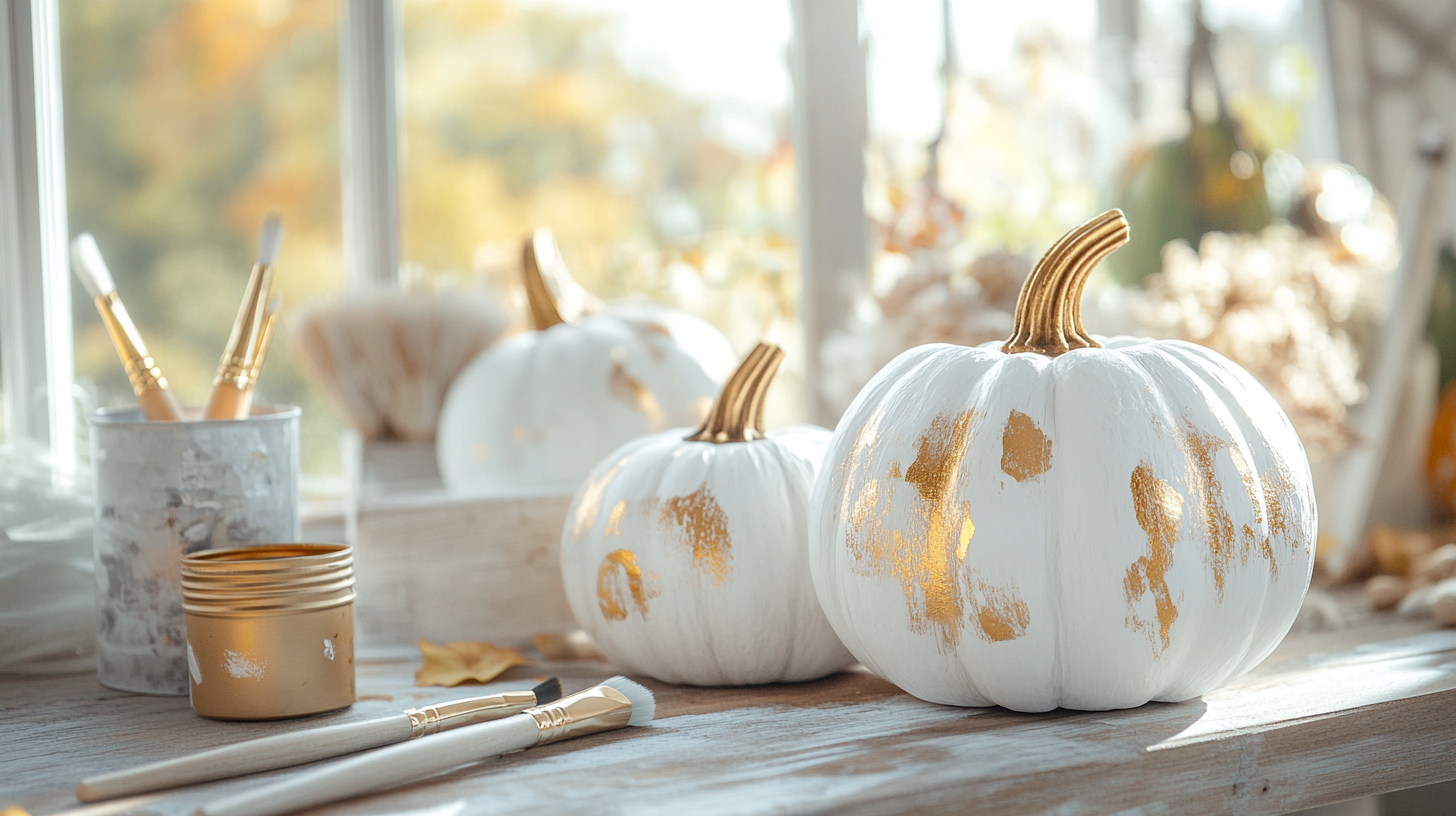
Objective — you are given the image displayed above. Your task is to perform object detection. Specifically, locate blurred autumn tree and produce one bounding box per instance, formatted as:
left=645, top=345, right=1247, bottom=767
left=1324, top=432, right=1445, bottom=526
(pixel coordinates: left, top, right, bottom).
left=62, top=0, right=800, bottom=480
left=400, top=0, right=800, bottom=361
left=63, top=0, right=345, bottom=478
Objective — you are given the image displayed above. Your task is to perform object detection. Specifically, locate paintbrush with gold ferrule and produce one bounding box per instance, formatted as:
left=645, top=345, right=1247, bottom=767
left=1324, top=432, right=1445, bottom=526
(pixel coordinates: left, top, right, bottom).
left=75, top=677, right=562, bottom=803
left=195, top=676, right=654, bottom=816
left=235, top=292, right=281, bottom=419
left=203, top=214, right=281, bottom=420
left=70, top=234, right=183, bottom=422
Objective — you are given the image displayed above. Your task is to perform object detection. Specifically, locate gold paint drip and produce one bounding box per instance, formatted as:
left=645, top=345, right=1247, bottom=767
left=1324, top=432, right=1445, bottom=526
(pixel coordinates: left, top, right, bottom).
left=1179, top=423, right=1239, bottom=598
left=571, top=457, right=629, bottom=538
left=685, top=343, right=785, bottom=444
left=659, top=484, right=733, bottom=582
left=604, top=501, right=627, bottom=537
left=597, top=549, right=652, bottom=621
left=608, top=362, right=667, bottom=431
left=1003, top=210, right=1129, bottom=357
left=904, top=411, right=975, bottom=504
left=967, top=572, right=1031, bottom=643
left=845, top=410, right=982, bottom=651
left=1124, top=462, right=1182, bottom=655
left=1000, top=410, right=1053, bottom=483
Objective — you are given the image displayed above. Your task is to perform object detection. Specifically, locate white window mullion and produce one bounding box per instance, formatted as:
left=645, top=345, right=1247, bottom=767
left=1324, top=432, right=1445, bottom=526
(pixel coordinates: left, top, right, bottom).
left=789, top=0, right=869, bottom=428
left=339, top=0, right=402, bottom=290
left=0, top=0, right=74, bottom=479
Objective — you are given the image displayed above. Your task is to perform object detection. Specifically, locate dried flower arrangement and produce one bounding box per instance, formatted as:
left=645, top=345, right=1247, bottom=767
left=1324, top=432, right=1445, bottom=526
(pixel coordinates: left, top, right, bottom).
left=1134, top=223, right=1394, bottom=447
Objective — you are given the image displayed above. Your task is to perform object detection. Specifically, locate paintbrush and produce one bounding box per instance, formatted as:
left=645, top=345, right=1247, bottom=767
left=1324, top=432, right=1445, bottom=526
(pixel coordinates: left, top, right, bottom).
left=291, top=289, right=505, bottom=441
left=195, top=676, right=654, bottom=816
left=70, top=234, right=183, bottom=422
left=75, top=677, right=562, bottom=803
left=235, top=292, right=281, bottom=419
left=204, top=214, right=281, bottom=420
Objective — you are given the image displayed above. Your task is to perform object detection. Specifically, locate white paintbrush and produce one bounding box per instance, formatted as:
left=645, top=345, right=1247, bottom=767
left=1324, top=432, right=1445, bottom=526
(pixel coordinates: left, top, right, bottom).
left=71, top=234, right=183, bottom=421
left=196, top=676, right=655, bottom=816
left=76, top=678, right=561, bottom=803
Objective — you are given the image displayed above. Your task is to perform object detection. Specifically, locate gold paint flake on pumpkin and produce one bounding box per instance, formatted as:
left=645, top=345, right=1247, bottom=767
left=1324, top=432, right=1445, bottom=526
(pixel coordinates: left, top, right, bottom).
left=1125, top=463, right=1182, bottom=655
left=1000, top=410, right=1052, bottom=482
left=604, top=501, right=627, bottom=537
left=1175, top=417, right=1292, bottom=588
left=967, top=572, right=1030, bottom=642
left=955, top=515, right=975, bottom=562
left=659, top=484, right=733, bottom=583
left=1178, top=423, right=1239, bottom=598
left=846, top=411, right=980, bottom=651
left=597, top=549, right=653, bottom=621
left=608, top=362, right=667, bottom=431
left=571, top=456, right=629, bottom=538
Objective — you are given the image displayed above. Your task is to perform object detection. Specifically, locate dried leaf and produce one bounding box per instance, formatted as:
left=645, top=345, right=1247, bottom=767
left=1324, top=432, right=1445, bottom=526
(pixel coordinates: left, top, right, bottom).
left=415, top=638, right=527, bottom=687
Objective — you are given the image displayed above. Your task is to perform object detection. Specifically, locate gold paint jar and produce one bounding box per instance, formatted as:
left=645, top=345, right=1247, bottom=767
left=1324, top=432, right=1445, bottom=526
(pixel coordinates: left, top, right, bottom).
left=181, top=544, right=355, bottom=720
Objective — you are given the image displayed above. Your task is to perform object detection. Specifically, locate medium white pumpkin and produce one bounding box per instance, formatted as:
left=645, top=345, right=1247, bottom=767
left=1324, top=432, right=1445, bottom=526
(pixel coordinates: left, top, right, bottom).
left=809, top=210, right=1317, bottom=712
left=560, top=344, right=854, bottom=685
left=438, top=230, right=735, bottom=489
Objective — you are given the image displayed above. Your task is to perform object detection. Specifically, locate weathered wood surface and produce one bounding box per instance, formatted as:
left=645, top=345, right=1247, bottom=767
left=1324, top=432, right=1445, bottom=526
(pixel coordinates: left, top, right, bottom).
left=4, top=613, right=1456, bottom=816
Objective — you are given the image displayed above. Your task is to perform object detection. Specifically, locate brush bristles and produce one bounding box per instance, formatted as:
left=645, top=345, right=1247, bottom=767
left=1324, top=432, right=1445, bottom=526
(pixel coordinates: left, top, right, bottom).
left=533, top=676, right=562, bottom=705
left=292, top=292, right=505, bottom=441
left=70, top=234, right=115, bottom=299
left=258, top=213, right=283, bottom=266
left=599, top=676, right=655, bottom=727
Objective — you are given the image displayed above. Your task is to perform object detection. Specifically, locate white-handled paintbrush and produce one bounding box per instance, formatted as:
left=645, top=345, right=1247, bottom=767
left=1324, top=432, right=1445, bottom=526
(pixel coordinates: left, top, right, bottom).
left=195, top=676, right=654, bottom=816
left=76, top=678, right=561, bottom=803
left=71, top=234, right=184, bottom=422
left=204, top=214, right=282, bottom=420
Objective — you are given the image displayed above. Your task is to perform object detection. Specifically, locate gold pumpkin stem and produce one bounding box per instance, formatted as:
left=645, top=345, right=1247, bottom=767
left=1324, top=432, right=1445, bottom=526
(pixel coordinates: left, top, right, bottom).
left=1002, top=209, right=1130, bottom=357
left=522, top=229, right=567, bottom=331
left=685, top=343, right=785, bottom=444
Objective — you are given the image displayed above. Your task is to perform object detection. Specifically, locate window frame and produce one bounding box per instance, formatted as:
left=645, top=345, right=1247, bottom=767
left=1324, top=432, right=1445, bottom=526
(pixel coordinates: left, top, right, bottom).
left=2, top=0, right=866, bottom=464
left=1, top=0, right=75, bottom=482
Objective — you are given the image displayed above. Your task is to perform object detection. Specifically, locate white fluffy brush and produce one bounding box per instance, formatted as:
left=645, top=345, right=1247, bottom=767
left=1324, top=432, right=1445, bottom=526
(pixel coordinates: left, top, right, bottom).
left=292, top=291, right=505, bottom=441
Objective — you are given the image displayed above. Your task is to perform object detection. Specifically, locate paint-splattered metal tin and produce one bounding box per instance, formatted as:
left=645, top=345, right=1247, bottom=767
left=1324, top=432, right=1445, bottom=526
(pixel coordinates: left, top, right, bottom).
left=90, top=406, right=300, bottom=695
left=182, top=544, right=355, bottom=720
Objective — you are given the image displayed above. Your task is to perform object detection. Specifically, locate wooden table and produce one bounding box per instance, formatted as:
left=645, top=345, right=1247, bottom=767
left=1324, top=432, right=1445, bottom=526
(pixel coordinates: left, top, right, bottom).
left=5, top=608, right=1456, bottom=816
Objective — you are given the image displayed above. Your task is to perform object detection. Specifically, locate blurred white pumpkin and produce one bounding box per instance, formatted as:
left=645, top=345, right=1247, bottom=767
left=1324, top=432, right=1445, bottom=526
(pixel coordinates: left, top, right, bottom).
left=560, top=344, right=853, bottom=685
left=809, top=211, right=1316, bottom=712
left=438, top=230, right=734, bottom=490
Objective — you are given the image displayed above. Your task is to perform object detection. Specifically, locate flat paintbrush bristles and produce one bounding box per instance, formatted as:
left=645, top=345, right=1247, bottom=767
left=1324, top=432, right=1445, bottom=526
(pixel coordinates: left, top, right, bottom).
left=71, top=234, right=116, bottom=298
left=532, top=676, right=562, bottom=705
left=257, top=213, right=283, bottom=266
left=599, top=676, right=655, bottom=727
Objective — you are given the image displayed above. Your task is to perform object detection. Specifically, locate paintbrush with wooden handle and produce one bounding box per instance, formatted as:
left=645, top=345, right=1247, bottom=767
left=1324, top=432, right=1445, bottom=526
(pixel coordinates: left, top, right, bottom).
left=70, top=234, right=184, bottom=422
left=204, top=214, right=281, bottom=420
left=75, top=678, right=561, bottom=802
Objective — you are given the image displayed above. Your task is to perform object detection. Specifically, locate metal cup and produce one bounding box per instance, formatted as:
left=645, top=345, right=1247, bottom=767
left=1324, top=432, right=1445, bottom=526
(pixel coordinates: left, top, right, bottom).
left=89, top=405, right=300, bottom=695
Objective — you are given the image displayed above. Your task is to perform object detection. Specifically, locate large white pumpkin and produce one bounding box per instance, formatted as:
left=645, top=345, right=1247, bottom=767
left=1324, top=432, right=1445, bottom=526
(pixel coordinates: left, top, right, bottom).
left=561, top=344, right=854, bottom=685
left=809, top=210, right=1316, bottom=712
left=438, top=230, right=735, bottom=489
